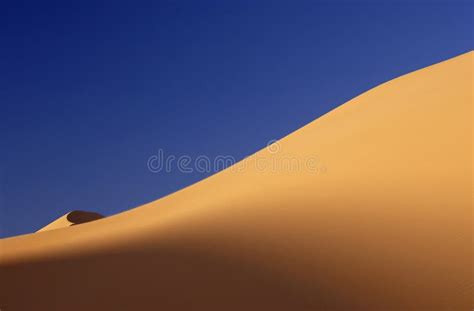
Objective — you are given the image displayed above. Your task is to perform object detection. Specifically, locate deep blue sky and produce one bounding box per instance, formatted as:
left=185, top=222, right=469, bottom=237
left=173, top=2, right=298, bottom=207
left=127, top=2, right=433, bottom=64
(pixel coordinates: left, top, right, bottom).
left=1, top=1, right=472, bottom=238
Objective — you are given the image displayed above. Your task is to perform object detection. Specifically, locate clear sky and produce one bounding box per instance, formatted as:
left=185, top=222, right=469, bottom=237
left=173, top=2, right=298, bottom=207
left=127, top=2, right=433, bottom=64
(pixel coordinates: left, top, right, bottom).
left=1, top=0, right=472, bottom=237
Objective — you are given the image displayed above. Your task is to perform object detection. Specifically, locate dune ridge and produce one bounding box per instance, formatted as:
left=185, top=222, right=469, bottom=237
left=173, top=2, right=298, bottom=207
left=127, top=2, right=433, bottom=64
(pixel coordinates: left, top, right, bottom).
left=0, top=51, right=472, bottom=310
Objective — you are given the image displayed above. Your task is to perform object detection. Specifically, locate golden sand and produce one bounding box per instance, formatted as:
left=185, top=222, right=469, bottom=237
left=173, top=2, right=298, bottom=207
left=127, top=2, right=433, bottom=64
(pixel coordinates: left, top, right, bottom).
left=1, top=51, right=472, bottom=310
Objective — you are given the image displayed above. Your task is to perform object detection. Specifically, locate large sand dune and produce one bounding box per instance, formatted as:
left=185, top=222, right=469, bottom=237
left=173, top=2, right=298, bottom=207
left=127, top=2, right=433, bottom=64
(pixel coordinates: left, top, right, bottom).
left=1, top=52, right=472, bottom=310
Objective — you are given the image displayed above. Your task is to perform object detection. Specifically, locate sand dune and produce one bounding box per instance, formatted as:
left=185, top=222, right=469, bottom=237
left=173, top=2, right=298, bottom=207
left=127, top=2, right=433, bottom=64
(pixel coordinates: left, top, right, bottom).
left=0, top=52, right=472, bottom=310
left=36, top=210, right=104, bottom=232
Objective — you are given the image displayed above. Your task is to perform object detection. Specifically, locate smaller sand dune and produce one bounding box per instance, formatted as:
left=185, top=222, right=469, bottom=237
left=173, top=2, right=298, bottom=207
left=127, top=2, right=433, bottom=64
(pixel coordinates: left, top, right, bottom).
left=36, top=210, right=104, bottom=232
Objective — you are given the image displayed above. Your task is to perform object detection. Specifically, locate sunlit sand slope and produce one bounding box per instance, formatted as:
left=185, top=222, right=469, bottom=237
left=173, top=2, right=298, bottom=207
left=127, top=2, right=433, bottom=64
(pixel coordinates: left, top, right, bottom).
left=0, top=52, right=472, bottom=310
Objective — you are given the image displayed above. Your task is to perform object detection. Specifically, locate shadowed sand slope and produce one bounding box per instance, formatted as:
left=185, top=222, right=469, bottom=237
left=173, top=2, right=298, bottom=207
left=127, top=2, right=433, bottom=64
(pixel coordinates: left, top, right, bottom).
left=36, top=211, right=104, bottom=232
left=0, top=52, right=472, bottom=310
